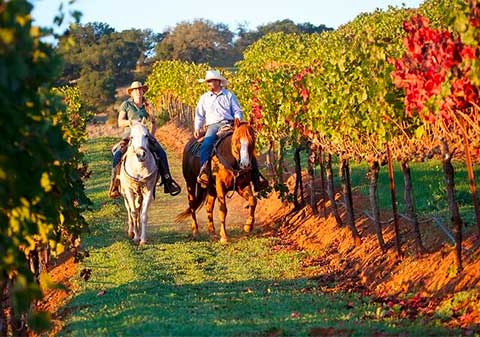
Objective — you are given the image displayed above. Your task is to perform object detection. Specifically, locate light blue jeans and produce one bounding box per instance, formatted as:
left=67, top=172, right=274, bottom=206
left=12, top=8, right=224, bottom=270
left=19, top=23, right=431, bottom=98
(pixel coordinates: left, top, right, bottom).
left=200, top=120, right=232, bottom=165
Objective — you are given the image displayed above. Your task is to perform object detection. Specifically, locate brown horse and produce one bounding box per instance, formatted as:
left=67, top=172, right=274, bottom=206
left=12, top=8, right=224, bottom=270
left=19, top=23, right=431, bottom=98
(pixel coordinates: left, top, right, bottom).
left=176, top=119, right=257, bottom=243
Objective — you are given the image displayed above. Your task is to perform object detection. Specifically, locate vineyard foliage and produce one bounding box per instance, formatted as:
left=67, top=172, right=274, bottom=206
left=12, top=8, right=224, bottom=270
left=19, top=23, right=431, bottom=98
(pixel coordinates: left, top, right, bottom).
left=145, top=0, right=479, bottom=164
left=144, top=0, right=479, bottom=255
left=0, top=0, right=90, bottom=331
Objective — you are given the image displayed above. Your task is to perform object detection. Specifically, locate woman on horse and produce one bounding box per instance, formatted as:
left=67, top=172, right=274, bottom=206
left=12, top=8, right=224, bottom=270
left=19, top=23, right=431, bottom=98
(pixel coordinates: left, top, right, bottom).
left=194, top=70, right=268, bottom=192
left=109, top=81, right=181, bottom=198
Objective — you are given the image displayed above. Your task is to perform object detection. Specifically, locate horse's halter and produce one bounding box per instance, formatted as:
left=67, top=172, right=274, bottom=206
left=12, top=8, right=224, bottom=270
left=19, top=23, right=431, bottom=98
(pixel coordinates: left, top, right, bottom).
left=231, top=123, right=255, bottom=170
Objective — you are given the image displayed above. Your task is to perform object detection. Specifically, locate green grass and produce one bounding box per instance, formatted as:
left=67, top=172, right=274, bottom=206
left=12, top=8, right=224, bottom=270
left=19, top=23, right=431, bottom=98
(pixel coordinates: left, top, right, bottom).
left=57, top=138, right=461, bottom=336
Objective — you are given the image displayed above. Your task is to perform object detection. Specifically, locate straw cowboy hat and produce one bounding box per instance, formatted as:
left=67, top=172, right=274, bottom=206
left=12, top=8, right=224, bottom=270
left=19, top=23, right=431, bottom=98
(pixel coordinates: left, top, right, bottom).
left=127, top=81, right=148, bottom=95
left=198, top=70, right=228, bottom=87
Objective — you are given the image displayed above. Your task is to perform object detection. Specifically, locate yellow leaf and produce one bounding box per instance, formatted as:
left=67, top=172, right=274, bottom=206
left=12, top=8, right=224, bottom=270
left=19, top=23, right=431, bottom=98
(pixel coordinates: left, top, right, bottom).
left=30, top=26, right=40, bottom=38
left=16, top=15, right=30, bottom=27
left=40, top=172, right=52, bottom=192
left=54, top=243, right=64, bottom=256
left=0, top=28, right=15, bottom=45
left=38, top=222, right=52, bottom=242
left=33, top=50, right=47, bottom=62
left=39, top=272, right=57, bottom=291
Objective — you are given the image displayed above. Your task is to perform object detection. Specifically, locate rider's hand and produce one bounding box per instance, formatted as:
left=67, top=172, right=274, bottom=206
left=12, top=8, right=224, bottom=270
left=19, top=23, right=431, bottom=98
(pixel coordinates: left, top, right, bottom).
left=194, top=130, right=200, bottom=139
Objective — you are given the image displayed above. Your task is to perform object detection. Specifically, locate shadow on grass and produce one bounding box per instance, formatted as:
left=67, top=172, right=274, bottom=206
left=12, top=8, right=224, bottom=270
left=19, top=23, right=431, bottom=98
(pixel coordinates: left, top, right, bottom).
left=61, top=277, right=456, bottom=337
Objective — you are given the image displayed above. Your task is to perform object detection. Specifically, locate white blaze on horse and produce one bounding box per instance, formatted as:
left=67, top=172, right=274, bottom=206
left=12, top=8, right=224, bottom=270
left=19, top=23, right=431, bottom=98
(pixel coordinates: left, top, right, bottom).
left=119, top=120, right=157, bottom=244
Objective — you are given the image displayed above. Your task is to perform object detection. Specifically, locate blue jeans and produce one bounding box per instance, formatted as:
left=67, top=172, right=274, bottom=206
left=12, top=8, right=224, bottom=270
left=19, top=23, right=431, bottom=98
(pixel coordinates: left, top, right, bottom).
left=200, top=121, right=231, bottom=165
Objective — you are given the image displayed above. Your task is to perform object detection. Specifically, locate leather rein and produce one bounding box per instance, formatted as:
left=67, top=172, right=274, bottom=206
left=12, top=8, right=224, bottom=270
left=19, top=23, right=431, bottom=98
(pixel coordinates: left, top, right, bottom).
left=213, top=133, right=252, bottom=196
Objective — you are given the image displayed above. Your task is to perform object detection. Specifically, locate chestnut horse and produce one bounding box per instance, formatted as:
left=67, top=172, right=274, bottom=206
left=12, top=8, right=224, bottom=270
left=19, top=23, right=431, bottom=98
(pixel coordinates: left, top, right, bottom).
left=176, top=119, right=257, bottom=243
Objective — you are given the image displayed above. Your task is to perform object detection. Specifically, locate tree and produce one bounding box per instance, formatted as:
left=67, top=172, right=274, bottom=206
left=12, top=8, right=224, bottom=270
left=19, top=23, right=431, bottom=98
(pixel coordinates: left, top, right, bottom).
left=155, top=19, right=235, bottom=67
left=57, top=23, right=162, bottom=111
left=234, top=20, right=333, bottom=59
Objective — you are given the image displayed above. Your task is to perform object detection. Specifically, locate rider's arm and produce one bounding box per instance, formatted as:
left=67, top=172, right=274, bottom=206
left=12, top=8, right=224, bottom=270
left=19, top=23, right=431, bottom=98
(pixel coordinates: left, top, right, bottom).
left=230, top=94, right=243, bottom=121
left=194, top=95, right=206, bottom=138
left=145, top=101, right=156, bottom=135
left=118, top=102, right=130, bottom=128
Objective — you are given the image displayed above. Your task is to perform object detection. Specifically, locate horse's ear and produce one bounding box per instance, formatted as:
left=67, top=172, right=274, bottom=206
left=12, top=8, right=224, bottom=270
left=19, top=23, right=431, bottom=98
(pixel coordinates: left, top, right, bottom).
left=141, top=117, right=147, bottom=125
left=234, top=118, right=241, bottom=128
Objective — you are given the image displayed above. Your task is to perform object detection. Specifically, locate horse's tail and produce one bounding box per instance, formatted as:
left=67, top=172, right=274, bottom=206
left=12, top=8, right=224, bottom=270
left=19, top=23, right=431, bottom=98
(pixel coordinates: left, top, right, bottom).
left=175, top=208, right=191, bottom=223
left=175, top=186, right=207, bottom=223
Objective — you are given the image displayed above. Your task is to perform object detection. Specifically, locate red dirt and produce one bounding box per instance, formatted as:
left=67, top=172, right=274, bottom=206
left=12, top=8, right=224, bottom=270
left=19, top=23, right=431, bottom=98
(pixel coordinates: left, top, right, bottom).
left=35, top=121, right=480, bottom=333
left=157, top=121, right=480, bottom=329
left=30, top=254, right=78, bottom=337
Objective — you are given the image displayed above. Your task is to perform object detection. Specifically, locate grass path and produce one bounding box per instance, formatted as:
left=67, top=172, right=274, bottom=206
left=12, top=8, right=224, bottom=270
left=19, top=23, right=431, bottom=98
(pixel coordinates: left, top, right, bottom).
left=57, top=138, right=458, bottom=336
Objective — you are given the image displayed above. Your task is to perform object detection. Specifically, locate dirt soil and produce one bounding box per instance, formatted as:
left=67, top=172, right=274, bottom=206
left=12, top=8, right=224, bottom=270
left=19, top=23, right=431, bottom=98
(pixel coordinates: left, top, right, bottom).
left=37, top=120, right=480, bottom=334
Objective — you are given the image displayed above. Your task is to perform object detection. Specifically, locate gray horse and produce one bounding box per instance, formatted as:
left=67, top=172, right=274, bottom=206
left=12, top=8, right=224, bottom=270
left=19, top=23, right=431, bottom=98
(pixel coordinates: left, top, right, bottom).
left=119, top=120, right=158, bottom=244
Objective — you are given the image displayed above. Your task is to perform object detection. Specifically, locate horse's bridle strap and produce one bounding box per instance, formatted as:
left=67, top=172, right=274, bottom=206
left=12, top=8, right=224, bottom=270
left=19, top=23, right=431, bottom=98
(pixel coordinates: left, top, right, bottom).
left=122, top=154, right=157, bottom=184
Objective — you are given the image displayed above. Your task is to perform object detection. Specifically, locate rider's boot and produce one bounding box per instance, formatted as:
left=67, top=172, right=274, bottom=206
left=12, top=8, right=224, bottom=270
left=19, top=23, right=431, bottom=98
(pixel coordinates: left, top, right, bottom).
left=109, top=167, right=121, bottom=199
left=156, top=159, right=181, bottom=196
left=197, top=162, right=209, bottom=188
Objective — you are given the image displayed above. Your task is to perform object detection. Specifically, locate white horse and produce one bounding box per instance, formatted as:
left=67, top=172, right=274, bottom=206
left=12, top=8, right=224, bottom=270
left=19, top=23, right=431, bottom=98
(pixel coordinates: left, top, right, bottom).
left=119, top=120, right=158, bottom=244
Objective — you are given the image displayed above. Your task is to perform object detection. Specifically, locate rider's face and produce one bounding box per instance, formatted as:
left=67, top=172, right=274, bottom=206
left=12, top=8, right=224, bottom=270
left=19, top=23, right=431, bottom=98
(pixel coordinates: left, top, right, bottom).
left=131, top=87, right=143, bottom=100
left=207, top=79, right=221, bottom=91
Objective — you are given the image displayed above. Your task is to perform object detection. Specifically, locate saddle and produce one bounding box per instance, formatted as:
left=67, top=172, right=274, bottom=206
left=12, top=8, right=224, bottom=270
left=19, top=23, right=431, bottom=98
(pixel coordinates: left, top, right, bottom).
left=187, top=125, right=234, bottom=158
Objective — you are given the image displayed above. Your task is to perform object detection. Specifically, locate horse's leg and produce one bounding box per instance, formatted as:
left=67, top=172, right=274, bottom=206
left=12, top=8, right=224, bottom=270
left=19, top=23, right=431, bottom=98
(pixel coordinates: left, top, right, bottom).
left=238, top=185, right=257, bottom=233
left=187, top=187, right=200, bottom=238
left=123, top=196, right=135, bottom=238
left=206, top=194, right=216, bottom=236
left=215, top=184, right=228, bottom=244
left=139, top=190, right=154, bottom=245
left=132, top=208, right=140, bottom=243
left=126, top=192, right=140, bottom=243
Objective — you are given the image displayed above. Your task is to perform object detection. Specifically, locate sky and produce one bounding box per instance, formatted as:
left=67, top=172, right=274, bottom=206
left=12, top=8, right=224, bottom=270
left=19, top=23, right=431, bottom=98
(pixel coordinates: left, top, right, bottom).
left=31, top=0, right=425, bottom=34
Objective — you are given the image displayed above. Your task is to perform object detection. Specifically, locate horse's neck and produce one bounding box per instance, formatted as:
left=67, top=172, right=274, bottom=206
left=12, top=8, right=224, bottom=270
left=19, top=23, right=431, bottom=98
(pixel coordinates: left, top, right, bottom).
left=215, top=135, right=237, bottom=166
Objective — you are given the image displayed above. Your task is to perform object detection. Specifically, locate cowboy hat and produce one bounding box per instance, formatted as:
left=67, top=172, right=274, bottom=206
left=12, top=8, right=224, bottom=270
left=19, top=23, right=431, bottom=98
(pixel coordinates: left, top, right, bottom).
left=127, top=81, right=148, bottom=94
left=198, top=70, right=228, bottom=87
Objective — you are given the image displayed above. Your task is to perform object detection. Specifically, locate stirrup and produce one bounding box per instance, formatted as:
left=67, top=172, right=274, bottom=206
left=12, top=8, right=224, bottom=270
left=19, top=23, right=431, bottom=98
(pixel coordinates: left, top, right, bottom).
left=168, top=180, right=181, bottom=196
left=197, top=163, right=209, bottom=188
left=197, top=172, right=208, bottom=188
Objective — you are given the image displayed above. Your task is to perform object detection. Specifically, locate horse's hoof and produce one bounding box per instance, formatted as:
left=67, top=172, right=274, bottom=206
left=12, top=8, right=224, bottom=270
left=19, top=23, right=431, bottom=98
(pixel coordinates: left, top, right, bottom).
left=133, top=237, right=140, bottom=243
left=220, top=237, right=228, bottom=244
left=244, top=224, right=253, bottom=233
left=128, top=232, right=134, bottom=239
left=192, top=230, right=199, bottom=238
left=140, top=240, right=147, bottom=245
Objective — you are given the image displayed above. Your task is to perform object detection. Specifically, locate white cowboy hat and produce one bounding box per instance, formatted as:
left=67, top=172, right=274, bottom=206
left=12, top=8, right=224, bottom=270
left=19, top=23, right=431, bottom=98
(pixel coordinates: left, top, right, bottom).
left=198, top=70, right=228, bottom=87
left=127, top=81, right=148, bottom=95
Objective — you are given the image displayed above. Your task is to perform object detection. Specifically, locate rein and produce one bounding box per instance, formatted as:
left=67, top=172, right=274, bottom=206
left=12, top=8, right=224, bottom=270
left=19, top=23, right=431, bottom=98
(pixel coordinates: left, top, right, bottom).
left=213, top=133, right=252, bottom=197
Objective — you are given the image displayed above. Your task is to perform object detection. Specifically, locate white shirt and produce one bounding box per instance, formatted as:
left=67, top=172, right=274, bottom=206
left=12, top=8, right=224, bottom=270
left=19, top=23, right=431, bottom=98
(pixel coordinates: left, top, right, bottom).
left=194, top=88, right=243, bottom=131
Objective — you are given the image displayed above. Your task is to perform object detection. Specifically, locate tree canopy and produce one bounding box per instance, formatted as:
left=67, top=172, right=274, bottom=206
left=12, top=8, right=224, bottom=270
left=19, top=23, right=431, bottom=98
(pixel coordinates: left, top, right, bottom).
left=55, top=19, right=332, bottom=112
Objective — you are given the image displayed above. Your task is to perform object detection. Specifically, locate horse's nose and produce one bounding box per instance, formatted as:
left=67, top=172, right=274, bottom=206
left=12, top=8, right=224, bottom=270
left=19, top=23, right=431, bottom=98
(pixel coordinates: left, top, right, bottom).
left=136, top=150, right=146, bottom=162
left=239, top=158, right=251, bottom=169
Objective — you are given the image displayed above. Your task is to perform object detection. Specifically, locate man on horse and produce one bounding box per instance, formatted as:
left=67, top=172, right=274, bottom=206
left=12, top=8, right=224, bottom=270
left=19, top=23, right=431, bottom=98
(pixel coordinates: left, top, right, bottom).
left=194, top=70, right=268, bottom=192
left=109, top=81, right=181, bottom=198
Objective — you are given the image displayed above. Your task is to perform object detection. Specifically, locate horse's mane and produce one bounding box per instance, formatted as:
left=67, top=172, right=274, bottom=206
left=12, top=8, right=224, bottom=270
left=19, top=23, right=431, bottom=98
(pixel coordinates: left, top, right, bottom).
left=231, top=121, right=255, bottom=146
